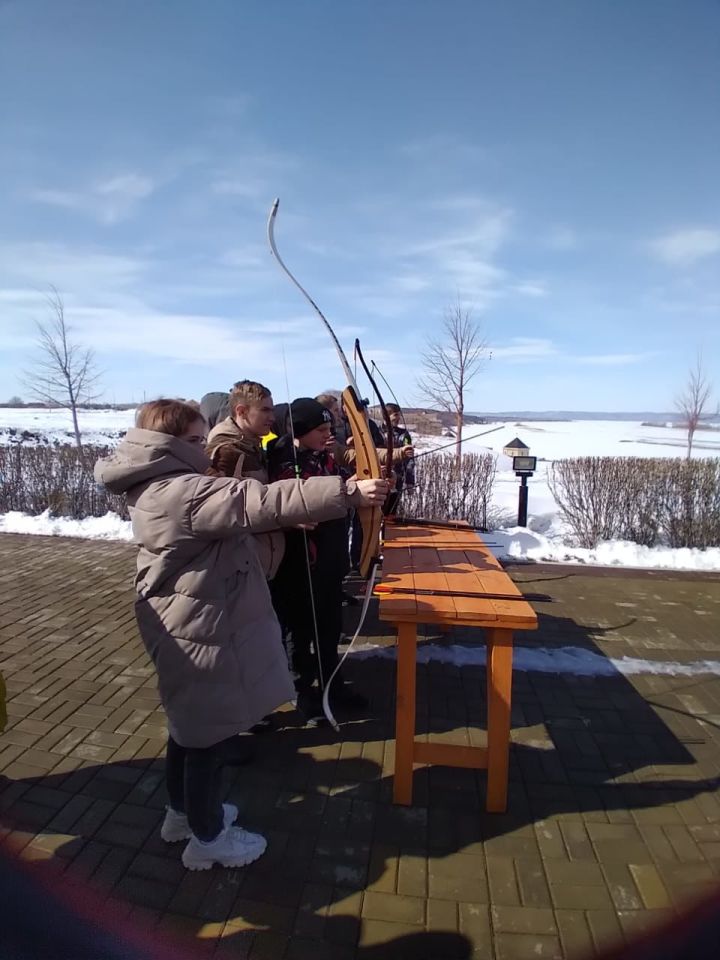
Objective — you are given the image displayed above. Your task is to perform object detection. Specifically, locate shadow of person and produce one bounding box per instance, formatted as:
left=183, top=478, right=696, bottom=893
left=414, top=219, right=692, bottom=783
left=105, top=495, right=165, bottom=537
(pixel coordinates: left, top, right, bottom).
left=1, top=560, right=718, bottom=957
left=0, top=743, right=476, bottom=959
left=0, top=635, right=717, bottom=959
left=333, top=602, right=717, bottom=842
left=1, top=834, right=475, bottom=959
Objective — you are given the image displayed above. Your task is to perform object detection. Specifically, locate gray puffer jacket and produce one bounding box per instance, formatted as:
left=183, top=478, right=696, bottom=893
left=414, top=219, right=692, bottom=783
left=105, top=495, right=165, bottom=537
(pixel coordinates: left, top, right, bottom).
left=95, top=428, right=351, bottom=747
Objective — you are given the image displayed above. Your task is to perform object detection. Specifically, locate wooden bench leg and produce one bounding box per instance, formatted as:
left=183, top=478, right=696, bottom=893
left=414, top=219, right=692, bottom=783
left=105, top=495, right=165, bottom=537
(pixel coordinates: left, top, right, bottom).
left=486, top=628, right=513, bottom=812
left=393, top=621, right=417, bottom=805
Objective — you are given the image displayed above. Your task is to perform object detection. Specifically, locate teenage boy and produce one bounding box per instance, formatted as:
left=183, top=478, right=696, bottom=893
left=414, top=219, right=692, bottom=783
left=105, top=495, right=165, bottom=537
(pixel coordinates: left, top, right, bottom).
left=207, top=380, right=282, bottom=733
left=206, top=380, right=276, bottom=482
left=269, top=398, right=385, bottom=720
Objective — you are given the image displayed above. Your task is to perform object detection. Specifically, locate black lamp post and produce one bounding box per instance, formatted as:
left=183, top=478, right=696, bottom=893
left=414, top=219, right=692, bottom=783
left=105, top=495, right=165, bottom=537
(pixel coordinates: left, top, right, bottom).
left=513, top=455, right=537, bottom=527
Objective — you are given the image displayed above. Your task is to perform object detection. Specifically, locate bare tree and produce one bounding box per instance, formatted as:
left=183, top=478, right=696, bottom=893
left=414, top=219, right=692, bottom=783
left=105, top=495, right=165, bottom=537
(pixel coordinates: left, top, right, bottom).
left=417, top=300, right=490, bottom=464
left=23, top=288, right=102, bottom=463
left=675, top=352, right=718, bottom=458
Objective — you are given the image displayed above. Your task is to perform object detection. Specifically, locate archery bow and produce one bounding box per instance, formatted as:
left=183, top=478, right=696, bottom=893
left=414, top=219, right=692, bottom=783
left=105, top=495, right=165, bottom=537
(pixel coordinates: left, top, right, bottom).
left=354, top=338, right=394, bottom=501
left=267, top=199, right=383, bottom=579
left=367, top=355, right=507, bottom=461
left=267, top=199, right=384, bottom=730
left=410, top=424, right=505, bottom=460
left=371, top=358, right=404, bottom=415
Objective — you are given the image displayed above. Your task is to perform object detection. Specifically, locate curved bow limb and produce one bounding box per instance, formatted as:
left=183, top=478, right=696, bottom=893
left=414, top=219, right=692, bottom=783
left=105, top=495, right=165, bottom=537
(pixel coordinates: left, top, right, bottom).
left=342, top=384, right=383, bottom=576
left=267, top=198, right=383, bottom=579
left=353, top=338, right=394, bottom=495
left=266, top=198, right=384, bottom=731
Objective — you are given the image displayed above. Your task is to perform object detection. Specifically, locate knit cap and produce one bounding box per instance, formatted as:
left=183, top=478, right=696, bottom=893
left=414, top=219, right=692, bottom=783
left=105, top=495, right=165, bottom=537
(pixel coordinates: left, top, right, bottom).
left=290, top=397, right=333, bottom=438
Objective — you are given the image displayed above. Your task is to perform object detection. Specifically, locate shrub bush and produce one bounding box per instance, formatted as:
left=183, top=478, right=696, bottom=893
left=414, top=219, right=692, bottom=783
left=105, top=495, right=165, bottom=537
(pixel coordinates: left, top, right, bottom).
left=549, top=456, right=720, bottom=549
left=398, top=452, right=497, bottom=529
left=0, top=444, right=128, bottom=519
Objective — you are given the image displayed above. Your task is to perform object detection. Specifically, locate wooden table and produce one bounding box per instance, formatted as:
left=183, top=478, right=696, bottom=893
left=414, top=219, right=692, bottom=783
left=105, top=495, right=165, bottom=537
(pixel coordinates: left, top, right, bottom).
left=376, top=519, right=538, bottom=813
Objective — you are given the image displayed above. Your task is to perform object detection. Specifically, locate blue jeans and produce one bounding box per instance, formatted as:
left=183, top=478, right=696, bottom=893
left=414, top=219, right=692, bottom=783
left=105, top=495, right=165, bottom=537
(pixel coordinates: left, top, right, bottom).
left=165, top=736, right=238, bottom=842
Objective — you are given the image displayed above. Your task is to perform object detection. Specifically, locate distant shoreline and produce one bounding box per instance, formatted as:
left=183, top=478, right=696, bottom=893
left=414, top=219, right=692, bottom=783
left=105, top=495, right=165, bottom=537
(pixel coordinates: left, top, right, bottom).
left=1, top=404, right=717, bottom=431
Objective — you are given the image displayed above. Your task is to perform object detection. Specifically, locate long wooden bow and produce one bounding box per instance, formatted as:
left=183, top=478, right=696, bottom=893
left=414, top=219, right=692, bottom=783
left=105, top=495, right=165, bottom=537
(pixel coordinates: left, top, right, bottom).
left=267, top=199, right=383, bottom=578
left=353, top=338, right=394, bottom=498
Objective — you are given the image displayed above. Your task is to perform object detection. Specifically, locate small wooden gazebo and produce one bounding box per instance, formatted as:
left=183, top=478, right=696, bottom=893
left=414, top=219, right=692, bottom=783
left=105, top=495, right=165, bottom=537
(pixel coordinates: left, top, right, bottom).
left=502, top=436, right=530, bottom=458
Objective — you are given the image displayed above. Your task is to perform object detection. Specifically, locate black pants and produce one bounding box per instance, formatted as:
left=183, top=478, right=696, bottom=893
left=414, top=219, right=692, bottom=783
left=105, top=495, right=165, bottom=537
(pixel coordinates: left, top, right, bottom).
left=165, top=735, right=237, bottom=842
left=271, top=566, right=343, bottom=691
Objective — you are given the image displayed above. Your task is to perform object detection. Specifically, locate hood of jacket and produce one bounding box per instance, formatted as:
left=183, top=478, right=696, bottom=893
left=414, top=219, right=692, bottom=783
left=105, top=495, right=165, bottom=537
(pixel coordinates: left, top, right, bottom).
left=270, top=403, right=290, bottom=438
left=199, top=391, right=230, bottom=430
left=94, top=427, right=211, bottom=495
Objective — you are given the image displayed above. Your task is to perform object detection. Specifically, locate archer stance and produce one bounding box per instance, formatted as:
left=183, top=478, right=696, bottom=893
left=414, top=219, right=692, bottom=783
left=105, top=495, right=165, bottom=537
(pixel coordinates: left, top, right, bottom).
left=268, top=398, right=377, bottom=721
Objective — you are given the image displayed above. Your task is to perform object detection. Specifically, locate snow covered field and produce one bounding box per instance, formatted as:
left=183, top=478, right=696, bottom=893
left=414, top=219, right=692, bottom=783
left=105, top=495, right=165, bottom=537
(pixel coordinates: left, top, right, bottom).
left=0, top=406, right=133, bottom=446
left=452, top=418, right=720, bottom=572
left=1, top=407, right=719, bottom=572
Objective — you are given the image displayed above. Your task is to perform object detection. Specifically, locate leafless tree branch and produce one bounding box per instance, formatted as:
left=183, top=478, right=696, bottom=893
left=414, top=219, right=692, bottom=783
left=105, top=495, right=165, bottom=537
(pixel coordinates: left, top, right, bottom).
left=416, top=299, right=491, bottom=465
left=675, top=352, right=718, bottom=458
left=22, top=287, right=103, bottom=464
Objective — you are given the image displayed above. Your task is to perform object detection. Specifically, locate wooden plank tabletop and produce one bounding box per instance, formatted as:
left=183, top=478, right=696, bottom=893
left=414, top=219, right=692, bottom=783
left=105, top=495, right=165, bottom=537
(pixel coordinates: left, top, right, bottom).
left=377, top=519, right=538, bottom=629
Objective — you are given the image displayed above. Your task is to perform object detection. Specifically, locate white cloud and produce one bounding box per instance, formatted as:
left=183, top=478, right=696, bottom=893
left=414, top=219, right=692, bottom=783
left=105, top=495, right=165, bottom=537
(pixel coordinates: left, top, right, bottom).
left=390, top=202, right=516, bottom=307
left=211, top=176, right=268, bottom=199
left=220, top=244, right=266, bottom=269
left=0, top=243, right=146, bottom=295
left=70, top=305, right=278, bottom=364
left=650, top=228, right=720, bottom=266
left=0, top=284, right=351, bottom=370
left=0, top=231, right=357, bottom=374
left=513, top=282, right=548, bottom=298
left=493, top=338, right=558, bottom=360
left=28, top=172, right=155, bottom=224
left=95, top=173, right=154, bottom=202
left=209, top=147, right=298, bottom=205
left=350, top=196, right=552, bottom=317
left=407, top=208, right=513, bottom=261
left=490, top=340, right=651, bottom=368
left=28, top=188, right=82, bottom=210
left=328, top=281, right=414, bottom=320
left=393, top=274, right=431, bottom=294
left=573, top=352, right=651, bottom=366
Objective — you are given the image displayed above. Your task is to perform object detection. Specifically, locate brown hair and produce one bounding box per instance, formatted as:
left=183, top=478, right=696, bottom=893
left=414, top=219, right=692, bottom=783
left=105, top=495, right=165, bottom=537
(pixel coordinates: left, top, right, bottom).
left=315, top=392, right=339, bottom=410
left=385, top=403, right=401, bottom=415
left=229, top=380, right=271, bottom=416
left=135, top=399, right=206, bottom=436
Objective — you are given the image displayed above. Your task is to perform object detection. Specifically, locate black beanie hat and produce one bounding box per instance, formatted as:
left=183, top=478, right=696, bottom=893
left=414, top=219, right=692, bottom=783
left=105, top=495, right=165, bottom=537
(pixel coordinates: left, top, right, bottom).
left=290, top=397, right=333, bottom=438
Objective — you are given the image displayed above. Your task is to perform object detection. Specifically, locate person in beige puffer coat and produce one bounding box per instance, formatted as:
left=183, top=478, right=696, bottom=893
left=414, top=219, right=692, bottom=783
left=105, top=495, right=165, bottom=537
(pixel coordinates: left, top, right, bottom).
left=95, top=399, right=388, bottom=871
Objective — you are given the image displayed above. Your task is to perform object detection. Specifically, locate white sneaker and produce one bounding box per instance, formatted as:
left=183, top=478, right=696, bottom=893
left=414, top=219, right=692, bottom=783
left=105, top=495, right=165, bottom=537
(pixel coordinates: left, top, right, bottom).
left=160, top=802, right=238, bottom=843
left=182, top=825, right=267, bottom=871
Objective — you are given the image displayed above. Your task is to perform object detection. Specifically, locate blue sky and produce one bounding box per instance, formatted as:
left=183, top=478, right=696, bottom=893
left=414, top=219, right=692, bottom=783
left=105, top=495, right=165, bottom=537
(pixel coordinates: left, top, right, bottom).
left=1, top=0, right=718, bottom=412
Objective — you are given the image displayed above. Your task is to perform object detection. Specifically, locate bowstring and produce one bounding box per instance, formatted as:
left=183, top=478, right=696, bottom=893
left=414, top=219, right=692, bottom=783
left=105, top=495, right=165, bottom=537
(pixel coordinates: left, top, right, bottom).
left=280, top=345, right=326, bottom=698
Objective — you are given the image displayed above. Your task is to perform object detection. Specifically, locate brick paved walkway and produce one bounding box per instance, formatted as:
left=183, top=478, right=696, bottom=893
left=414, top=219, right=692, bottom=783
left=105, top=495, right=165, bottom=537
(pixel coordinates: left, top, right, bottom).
left=1, top=533, right=720, bottom=959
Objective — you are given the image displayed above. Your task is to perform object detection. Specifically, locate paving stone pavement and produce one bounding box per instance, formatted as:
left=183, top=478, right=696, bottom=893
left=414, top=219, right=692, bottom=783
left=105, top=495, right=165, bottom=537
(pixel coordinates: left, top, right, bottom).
left=1, top=533, right=720, bottom=959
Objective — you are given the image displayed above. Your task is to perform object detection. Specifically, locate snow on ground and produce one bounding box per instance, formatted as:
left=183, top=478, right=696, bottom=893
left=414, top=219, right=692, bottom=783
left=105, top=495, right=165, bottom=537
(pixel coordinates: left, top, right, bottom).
left=457, top=419, right=720, bottom=571
left=0, top=510, right=133, bottom=541
left=490, top=527, right=720, bottom=571
left=349, top=642, right=720, bottom=678
left=0, top=406, right=134, bottom=446
left=1, top=408, right=719, bottom=571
